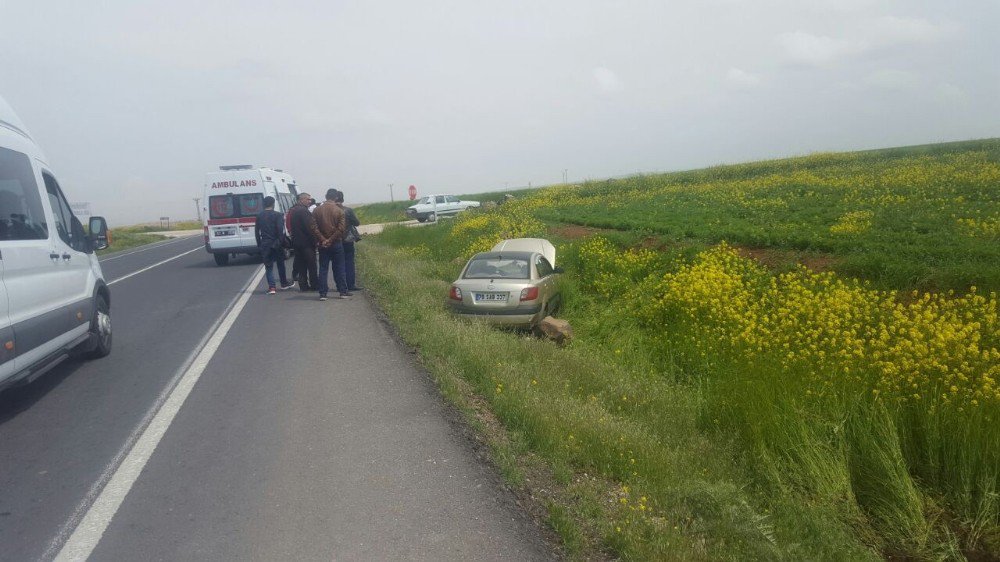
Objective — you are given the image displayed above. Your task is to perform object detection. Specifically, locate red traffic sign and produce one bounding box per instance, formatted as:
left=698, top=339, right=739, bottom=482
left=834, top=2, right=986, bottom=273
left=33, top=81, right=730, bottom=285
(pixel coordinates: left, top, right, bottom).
left=408, top=185, right=417, bottom=200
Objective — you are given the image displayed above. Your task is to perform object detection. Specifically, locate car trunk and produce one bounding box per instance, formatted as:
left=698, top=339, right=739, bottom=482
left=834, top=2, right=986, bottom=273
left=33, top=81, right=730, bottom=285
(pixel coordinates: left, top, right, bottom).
left=458, top=279, right=528, bottom=311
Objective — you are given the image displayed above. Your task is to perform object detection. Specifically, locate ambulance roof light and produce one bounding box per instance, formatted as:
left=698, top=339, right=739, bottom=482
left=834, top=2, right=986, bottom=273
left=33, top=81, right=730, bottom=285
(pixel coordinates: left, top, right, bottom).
left=219, top=164, right=253, bottom=171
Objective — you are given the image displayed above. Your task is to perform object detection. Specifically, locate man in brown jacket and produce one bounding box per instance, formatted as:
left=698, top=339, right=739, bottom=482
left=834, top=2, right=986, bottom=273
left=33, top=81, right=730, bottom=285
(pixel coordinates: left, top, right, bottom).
left=312, top=188, right=350, bottom=300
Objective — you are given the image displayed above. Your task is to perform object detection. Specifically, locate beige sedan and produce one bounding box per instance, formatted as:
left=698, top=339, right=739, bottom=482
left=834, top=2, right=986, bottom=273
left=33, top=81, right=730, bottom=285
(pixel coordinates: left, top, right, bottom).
left=447, top=239, right=562, bottom=328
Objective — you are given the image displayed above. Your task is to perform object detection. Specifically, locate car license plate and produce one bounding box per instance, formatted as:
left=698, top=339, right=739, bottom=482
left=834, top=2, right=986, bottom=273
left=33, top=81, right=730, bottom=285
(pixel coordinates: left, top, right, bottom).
left=475, top=292, right=508, bottom=302
left=216, top=229, right=235, bottom=237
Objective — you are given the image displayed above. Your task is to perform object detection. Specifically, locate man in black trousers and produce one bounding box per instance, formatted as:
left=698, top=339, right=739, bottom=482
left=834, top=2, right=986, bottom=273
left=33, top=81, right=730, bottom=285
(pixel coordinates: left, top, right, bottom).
left=334, top=190, right=363, bottom=291
left=287, top=192, right=325, bottom=291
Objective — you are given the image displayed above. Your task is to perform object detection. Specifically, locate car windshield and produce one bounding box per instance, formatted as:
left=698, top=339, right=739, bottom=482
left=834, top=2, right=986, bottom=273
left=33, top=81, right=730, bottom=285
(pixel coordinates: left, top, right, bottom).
left=464, top=257, right=530, bottom=279
left=416, top=196, right=431, bottom=204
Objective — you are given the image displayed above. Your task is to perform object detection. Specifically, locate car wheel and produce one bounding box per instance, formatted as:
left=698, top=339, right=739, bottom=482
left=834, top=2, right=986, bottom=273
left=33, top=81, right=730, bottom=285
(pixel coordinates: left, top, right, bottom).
left=429, top=212, right=436, bottom=222
left=214, top=253, right=230, bottom=266
left=417, top=217, right=427, bottom=223
left=86, top=295, right=112, bottom=359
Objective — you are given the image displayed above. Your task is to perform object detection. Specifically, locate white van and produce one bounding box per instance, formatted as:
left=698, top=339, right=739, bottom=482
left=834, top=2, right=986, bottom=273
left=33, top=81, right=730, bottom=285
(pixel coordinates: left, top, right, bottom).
left=0, top=95, right=112, bottom=391
left=202, top=165, right=298, bottom=266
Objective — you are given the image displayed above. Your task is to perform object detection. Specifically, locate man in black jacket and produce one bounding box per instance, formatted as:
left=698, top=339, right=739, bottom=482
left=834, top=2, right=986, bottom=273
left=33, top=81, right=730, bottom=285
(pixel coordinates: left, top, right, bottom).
left=287, top=192, right=326, bottom=292
left=254, top=196, right=292, bottom=294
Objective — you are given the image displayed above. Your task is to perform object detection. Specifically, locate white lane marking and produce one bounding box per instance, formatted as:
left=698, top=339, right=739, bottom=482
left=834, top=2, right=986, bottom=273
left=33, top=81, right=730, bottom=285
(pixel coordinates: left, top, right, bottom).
left=99, top=235, right=197, bottom=262
left=51, top=266, right=265, bottom=562
left=107, top=247, right=201, bottom=285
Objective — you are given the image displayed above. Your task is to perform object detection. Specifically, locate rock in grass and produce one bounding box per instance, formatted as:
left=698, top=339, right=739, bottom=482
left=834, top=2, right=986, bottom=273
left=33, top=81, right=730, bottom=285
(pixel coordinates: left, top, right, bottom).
left=538, top=316, right=573, bottom=346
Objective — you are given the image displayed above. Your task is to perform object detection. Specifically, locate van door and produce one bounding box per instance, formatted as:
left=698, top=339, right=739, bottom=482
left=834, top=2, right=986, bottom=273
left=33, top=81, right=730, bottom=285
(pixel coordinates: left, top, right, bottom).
left=41, top=172, right=93, bottom=338
left=0, top=146, right=75, bottom=371
left=0, top=261, right=14, bottom=383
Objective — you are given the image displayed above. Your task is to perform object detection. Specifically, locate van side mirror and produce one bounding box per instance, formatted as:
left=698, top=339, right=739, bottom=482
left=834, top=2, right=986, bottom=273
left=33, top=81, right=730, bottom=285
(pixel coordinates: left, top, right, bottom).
left=90, top=216, right=110, bottom=251
left=553, top=266, right=565, bottom=274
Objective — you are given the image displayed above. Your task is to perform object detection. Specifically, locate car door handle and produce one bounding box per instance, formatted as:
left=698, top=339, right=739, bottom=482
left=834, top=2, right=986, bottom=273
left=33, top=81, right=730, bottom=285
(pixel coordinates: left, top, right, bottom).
left=62, top=253, right=72, bottom=260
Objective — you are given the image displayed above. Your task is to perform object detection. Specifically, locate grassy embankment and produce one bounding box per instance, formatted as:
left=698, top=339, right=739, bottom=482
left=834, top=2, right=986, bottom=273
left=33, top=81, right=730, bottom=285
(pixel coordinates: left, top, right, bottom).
left=98, top=220, right=202, bottom=254
left=358, top=139, right=1000, bottom=560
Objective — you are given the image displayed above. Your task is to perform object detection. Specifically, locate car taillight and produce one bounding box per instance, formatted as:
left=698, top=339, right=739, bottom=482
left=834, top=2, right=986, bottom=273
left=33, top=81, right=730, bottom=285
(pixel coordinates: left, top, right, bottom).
left=449, top=286, right=463, bottom=301
left=520, top=286, right=539, bottom=301
left=203, top=226, right=209, bottom=244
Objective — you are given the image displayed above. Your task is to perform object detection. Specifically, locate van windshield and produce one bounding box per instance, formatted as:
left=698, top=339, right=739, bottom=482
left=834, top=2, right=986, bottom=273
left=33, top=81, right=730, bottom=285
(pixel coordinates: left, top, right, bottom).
left=209, top=193, right=264, bottom=219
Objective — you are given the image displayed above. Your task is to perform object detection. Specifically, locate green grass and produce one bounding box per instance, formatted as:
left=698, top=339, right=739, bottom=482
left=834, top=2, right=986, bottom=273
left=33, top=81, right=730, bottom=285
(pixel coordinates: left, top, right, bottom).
left=359, top=239, right=879, bottom=559
left=95, top=221, right=202, bottom=255
left=358, top=139, right=1000, bottom=560
left=112, top=220, right=202, bottom=233
left=96, top=231, right=165, bottom=255
left=354, top=201, right=412, bottom=224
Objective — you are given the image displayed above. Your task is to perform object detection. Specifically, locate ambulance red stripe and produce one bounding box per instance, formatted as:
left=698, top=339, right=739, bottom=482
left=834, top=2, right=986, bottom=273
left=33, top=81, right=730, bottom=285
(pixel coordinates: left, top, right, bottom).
left=206, top=218, right=257, bottom=226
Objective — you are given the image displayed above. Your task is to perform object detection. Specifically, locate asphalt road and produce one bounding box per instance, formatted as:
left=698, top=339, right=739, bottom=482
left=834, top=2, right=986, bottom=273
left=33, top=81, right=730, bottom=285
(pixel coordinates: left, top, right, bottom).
left=0, top=236, right=553, bottom=561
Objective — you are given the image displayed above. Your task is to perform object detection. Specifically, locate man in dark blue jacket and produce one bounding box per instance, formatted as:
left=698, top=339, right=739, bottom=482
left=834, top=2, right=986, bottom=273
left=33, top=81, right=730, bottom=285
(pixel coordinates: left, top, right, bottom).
left=334, top=190, right=363, bottom=291
left=254, top=196, right=293, bottom=294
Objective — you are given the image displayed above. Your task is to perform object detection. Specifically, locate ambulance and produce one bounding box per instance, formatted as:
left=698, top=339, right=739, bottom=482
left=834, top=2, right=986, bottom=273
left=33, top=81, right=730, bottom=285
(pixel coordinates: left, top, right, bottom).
left=203, top=165, right=298, bottom=266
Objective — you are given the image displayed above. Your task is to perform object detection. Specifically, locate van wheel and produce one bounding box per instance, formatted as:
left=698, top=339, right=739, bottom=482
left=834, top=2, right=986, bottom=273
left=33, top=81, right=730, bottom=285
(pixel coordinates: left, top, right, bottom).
left=86, top=295, right=112, bottom=359
left=214, top=253, right=230, bottom=266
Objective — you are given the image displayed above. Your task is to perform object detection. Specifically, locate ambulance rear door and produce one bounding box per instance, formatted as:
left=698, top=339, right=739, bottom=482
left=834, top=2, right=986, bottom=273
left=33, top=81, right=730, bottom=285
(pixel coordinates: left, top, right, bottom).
left=205, top=169, right=265, bottom=252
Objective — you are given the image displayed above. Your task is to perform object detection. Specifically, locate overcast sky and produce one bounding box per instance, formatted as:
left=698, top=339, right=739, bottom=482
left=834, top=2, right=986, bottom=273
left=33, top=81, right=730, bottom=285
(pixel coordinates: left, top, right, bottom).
left=1, top=0, right=998, bottom=225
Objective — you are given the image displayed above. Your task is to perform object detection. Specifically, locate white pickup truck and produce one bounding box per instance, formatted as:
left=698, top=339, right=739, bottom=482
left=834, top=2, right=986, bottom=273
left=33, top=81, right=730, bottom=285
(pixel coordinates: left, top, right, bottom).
left=405, top=195, right=481, bottom=222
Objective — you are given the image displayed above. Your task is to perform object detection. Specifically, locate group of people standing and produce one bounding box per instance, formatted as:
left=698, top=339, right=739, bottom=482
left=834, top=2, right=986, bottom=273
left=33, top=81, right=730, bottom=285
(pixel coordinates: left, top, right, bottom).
left=254, top=189, right=362, bottom=301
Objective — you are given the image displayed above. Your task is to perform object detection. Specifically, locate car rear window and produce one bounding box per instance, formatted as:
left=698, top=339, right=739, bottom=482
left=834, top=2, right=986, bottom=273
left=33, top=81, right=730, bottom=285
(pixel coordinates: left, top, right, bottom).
left=464, top=257, right=530, bottom=279
left=209, top=193, right=264, bottom=219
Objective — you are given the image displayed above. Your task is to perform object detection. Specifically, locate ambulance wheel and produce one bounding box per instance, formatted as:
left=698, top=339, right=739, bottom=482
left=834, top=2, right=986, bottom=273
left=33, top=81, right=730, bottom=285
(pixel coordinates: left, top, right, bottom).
left=214, top=253, right=230, bottom=266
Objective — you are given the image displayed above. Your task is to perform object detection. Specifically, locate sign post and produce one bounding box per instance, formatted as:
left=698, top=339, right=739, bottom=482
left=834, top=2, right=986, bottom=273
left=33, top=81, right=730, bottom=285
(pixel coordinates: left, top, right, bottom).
left=159, top=216, right=170, bottom=230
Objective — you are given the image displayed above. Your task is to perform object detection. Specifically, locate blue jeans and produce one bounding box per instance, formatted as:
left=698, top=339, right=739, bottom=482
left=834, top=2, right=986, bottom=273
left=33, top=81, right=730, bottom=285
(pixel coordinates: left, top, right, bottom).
left=318, top=242, right=348, bottom=296
left=262, top=246, right=288, bottom=289
left=343, top=241, right=356, bottom=289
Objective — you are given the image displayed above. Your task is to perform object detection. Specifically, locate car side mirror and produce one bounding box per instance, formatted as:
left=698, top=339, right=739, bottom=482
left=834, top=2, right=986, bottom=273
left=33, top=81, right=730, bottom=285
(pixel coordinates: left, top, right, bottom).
left=553, top=267, right=565, bottom=274
left=90, top=216, right=110, bottom=250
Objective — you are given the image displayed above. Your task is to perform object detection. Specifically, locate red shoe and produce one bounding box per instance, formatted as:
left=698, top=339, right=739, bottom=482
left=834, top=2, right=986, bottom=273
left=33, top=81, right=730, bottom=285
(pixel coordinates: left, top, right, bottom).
left=268, top=287, right=277, bottom=295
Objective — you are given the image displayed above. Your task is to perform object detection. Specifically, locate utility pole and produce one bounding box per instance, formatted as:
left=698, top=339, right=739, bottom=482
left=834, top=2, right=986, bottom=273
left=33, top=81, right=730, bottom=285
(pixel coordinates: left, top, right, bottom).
left=193, top=197, right=201, bottom=222
left=389, top=183, right=394, bottom=202
left=562, top=169, right=568, bottom=183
